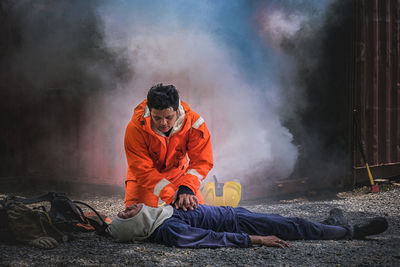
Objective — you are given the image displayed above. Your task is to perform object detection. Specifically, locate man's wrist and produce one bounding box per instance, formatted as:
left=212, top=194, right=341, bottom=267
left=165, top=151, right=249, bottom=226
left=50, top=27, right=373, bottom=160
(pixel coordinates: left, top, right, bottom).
left=177, top=185, right=194, bottom=196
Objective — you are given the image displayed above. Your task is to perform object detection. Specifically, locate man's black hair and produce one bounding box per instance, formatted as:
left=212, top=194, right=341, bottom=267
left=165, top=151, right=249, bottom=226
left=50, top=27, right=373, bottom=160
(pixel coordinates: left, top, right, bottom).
left=147, top=83, right=179, bottom=111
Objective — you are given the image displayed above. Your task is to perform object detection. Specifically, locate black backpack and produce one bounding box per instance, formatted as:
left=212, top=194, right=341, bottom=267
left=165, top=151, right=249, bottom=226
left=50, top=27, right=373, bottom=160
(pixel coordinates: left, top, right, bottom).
left=3, top=192, right=109, bottom=235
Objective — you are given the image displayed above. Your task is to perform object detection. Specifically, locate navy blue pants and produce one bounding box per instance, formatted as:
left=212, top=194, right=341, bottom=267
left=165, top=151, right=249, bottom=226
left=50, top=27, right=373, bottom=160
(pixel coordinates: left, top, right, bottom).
left=150, top=205, right=348, bottom=248
left=234, top=207, right=347, bottom=240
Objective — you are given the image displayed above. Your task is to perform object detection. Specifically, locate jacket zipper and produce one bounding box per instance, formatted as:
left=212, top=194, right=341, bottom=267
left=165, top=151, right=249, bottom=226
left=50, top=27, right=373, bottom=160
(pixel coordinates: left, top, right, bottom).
left=163, top=136, right=170, bottom=169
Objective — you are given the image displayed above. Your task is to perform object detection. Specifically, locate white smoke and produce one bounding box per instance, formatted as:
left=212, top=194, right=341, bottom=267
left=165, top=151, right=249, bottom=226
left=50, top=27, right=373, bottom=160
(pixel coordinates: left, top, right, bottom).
left=258, top=9, right=308, bottom=47
left=94, top=3, right=299, bottom=189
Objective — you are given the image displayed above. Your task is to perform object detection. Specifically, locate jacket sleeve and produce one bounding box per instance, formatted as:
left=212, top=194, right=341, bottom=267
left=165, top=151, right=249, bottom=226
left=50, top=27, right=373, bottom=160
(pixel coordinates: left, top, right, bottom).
left=124, top=122, right=177, bottom=204
left=179, top=118, right=214, bottom=193
left=150, top=217, right=250, bottom=248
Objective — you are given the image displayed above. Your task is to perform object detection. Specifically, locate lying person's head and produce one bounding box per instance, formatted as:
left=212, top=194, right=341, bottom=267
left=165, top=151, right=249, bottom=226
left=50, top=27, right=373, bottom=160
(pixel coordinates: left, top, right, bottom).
left=117, top=203, right=143, bottom=219
left=107, top=203, right=173, bottom=242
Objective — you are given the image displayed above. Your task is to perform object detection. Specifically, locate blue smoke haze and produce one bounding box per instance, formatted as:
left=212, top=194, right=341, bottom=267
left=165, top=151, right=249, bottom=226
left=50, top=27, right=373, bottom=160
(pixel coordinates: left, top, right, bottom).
left=100, top=1, right=271, bottom=87
left=99, top=0, right=332, bottom=88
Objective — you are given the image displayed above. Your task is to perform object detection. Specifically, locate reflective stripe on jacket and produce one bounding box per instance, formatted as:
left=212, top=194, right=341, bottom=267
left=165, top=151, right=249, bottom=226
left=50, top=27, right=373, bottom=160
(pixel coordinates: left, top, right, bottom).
left=124, top=99, right=213, bottom=204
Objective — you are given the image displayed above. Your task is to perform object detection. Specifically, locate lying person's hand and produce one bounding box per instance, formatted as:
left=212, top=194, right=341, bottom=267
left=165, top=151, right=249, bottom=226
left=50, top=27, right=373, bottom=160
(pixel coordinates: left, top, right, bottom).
left=249, top=235, right=290, bottom=248
left=28, top=236, right=59, bottom=249
left=174, top=194, right=199, bottom=211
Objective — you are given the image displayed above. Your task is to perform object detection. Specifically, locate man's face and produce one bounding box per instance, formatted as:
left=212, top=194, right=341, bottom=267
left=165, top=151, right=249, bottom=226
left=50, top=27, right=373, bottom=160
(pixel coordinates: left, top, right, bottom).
left=150, top=107, right=178, bottom=133
left=118, top=203, right=143, bottom=219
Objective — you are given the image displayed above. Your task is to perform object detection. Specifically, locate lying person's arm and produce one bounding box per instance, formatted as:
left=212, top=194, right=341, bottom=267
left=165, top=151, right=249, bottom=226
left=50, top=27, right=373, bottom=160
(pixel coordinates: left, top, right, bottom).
left=150, top=217, right=291, bottom=248
left=249, top=235, right=290, bottom=248
left=149, top=217, right=250, bottom=248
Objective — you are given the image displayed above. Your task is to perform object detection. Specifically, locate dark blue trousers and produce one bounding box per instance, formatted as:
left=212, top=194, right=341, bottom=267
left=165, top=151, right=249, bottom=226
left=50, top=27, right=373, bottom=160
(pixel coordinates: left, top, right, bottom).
left=150, top=205, right=348, bottom=248
left=234, top=207, right=347, bottom=240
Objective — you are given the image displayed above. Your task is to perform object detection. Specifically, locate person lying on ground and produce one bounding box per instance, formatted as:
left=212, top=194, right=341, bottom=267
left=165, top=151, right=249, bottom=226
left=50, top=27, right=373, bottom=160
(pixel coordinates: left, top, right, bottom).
left=106, top=203, right=388, bottom=248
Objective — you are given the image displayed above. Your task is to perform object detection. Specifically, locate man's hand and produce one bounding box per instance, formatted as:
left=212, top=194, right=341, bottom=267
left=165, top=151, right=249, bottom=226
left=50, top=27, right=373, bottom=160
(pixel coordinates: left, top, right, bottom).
left=249, top=235, right=290, bottom=248
left=172, top=193, right=199, bottom=211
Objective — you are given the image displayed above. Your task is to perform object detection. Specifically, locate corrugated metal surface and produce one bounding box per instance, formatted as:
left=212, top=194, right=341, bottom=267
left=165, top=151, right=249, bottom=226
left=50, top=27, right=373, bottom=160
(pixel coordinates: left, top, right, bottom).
left=353, top=0, right=400, bottom=184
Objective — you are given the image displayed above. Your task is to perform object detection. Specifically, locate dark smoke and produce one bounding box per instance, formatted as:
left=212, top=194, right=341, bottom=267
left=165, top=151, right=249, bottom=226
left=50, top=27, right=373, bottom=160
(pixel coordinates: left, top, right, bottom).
left=279, top=0, right=355, bottom=187
left=0, top=0, right=130, bottom=188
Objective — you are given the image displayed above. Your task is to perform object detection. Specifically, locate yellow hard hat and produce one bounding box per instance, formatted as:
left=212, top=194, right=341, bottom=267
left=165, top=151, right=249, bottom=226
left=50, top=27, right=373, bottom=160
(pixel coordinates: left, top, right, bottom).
left=202, top=176, right=241, bottom=207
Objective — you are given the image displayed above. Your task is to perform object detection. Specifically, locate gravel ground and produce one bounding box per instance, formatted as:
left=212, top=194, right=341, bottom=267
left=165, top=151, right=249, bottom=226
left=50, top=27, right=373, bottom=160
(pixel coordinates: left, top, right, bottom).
left=1, top=184, right=399, bottom=266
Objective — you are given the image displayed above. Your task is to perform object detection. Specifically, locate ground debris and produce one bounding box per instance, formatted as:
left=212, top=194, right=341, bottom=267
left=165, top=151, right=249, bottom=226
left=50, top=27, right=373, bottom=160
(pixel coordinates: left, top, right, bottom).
left=1, top=187, right=399, bottom=266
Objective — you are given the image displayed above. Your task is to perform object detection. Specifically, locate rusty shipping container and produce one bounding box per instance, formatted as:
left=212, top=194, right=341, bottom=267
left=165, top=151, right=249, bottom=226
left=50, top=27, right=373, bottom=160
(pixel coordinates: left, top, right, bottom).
left=353, top=0, right=400, bottom=184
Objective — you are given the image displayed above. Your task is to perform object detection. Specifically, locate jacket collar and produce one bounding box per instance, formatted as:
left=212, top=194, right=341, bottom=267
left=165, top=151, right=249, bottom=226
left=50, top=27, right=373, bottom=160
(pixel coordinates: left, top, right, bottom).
left=144, top=100, right=186, bottom=137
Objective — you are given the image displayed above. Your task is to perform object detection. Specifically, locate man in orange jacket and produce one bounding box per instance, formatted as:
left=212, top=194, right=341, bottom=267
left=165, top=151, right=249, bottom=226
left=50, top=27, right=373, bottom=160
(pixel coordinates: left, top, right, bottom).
left=124, top=83, right=213, bottom=211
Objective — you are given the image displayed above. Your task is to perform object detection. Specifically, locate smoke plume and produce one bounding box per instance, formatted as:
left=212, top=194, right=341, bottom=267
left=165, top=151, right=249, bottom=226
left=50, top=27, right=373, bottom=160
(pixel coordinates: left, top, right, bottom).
left=97, top=1, right=302, bottom=189
left=1, top=0, right=352, bottom=198
left=254, top=0, right=354, bottom=190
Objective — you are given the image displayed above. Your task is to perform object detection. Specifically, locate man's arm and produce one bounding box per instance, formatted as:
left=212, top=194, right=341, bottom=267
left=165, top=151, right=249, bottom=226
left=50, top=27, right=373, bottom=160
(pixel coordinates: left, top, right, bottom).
left=174, top=118, right=213, bottom=210
left=124, top=123, right=177, bottom=204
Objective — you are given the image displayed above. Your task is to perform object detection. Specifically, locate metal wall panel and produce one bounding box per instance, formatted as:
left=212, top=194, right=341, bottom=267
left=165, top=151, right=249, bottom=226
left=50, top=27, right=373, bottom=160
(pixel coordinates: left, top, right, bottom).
left=353, top=0, right=400, bottom=184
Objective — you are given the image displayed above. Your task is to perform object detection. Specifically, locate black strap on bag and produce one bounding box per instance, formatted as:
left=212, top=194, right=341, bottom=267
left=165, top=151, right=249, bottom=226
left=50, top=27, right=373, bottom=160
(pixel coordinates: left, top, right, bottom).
left=9, top=192, right=108, bottom=235
left=73, top=200, right=109, bottom=234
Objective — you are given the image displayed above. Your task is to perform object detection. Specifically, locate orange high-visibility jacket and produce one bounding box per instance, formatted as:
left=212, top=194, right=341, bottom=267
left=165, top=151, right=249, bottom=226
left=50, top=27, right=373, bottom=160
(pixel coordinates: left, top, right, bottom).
left=124, top=99, right=213, bottom=205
